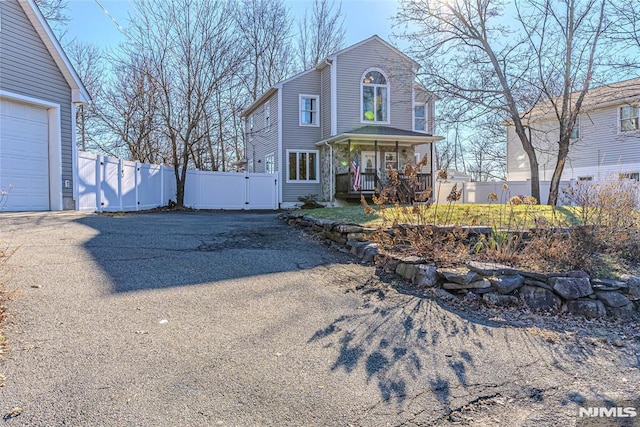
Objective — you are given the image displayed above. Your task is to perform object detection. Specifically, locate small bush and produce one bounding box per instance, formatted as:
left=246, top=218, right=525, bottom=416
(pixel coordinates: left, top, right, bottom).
left=298, top=193, right=324, bottom=210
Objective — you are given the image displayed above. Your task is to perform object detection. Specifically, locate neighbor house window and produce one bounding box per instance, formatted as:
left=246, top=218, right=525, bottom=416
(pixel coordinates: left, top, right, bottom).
left=300, top=95, right=319, bottom=126
left=265, top=104, right=271, bottom=129
left=248, top=114, right=254, bottom=140
left=265, top=153, right=275, bottom=174
left=287, top=150, right=318, bottom=182
left=362, top=69, right=389, bottom=123
left=569, top=116, right=580, bottom=139
left=620, top=105, right=639, bottom=132
left=414, top=103, right=427, bottom=132
left=619, top=172, right=639, bottom=181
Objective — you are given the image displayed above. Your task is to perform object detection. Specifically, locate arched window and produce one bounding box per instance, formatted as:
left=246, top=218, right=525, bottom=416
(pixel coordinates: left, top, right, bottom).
left=362, top=69, right=389, bottom=123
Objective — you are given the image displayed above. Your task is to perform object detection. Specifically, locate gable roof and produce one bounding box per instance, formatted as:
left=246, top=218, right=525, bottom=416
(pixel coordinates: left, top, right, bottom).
left=318, top=35, right=419, bottom=69
left=524, top=77, right=640, bottom=122
left=18, top=0, right=91, bottom=103
left=242, top=35, right=419, bottom=117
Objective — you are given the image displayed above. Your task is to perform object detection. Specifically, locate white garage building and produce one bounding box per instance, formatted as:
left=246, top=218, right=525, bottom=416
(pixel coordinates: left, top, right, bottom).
left=0, top=0, right=90, bottom=211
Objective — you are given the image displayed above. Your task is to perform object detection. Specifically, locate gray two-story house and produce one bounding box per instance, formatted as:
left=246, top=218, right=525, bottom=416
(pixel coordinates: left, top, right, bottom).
left=242, top=35, right=442, bottom=208
left=507, top=78, right=640, bottom=182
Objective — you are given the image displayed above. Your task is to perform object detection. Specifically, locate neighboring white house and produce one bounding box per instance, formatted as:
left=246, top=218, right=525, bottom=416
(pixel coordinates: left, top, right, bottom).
left=241, top=35, right=443, bottom=208
left=507, top=78, right=640, bottom=182
left=0, top=0, right=90, bottom=211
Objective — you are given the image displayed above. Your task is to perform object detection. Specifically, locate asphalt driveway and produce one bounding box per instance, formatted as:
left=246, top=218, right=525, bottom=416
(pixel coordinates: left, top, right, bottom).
left=0, top=211, right=638, bottom=426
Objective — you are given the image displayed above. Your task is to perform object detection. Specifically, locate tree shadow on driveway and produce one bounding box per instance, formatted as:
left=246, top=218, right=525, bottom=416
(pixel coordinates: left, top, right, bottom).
left=73, top=211, right=347, bottom=293
left=307, top=276, right=640, bottom=424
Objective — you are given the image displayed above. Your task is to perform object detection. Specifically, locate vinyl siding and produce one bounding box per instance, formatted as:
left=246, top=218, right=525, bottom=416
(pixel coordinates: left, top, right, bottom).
left=281, top=70, right=323, bottom=202
left=0, top=0, right=74, bottom=201
left=335, top=37, right=415, bottom=134
left=507, top=103, right=640, bottom=181
left=321, top=65, right=332, bottom=139
left=246, top=92, right=278, bottom=173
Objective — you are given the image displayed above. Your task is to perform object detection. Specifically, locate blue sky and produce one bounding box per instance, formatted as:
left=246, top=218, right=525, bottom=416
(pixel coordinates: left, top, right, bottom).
left=65, top=0, right=402, bottom=50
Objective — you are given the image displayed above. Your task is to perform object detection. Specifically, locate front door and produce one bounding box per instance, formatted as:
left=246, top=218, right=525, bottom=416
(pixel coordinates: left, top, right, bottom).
left=361, top=151, right=377, bottom=173
left=360, top=151, right=378, bottom=191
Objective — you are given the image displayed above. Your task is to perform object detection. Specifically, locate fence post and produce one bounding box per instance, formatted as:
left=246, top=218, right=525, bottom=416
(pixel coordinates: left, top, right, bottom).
left=135, top=161, right=140, bottom=211
left=96, top=155, right=102, bottom=213
left=118, top=158, right=123, bottom=211
left=160, top=164, right=165, bottom=207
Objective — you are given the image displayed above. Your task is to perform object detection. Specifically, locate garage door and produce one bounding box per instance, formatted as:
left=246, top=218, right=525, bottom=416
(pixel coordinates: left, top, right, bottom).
left=0, top=99, right=50, bottom=211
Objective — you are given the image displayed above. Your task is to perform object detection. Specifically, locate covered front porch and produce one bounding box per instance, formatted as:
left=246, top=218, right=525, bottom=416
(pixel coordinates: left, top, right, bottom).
left=317, top=126, right=443, bottom=204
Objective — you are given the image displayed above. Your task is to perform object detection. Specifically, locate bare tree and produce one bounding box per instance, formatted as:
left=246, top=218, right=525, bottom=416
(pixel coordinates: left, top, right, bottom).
left=66, top=40, right=104, bottom=152
left=396, top=0, right=611, bottom=204
left=297, top=0, right=346, bottom=70
left=234, top=0, right=293, bottom=101
left=122, top=0, right=243, bottom=205
left=34, top=0, right=69, bottom=31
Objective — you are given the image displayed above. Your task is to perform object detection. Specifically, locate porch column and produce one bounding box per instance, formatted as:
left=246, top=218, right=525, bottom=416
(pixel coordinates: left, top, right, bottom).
left=374, top=140, right=378, bottom=190
left=395, top=141, right=399, bottom=170
left=347, top=139, right=351, bottom=192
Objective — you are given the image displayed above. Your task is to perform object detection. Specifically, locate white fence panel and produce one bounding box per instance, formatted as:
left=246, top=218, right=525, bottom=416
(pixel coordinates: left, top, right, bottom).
left=247, top=173, right=278, bottom=210
left=77, top=152, right=99, bottom=212
left=138, top=163, right=163, bottom=210
left=432, top=180, right=570, bottom=205
left=77, top=152, right=277, bottom=212
left=120, top=160, right=138, bottom=211
left=100, top=157, right=121, bottom=212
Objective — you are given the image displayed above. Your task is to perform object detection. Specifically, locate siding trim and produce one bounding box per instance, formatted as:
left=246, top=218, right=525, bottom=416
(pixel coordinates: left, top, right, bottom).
left=277, top=86, right=283, bottom=205
left=18, top=0, right=90, bottom=102
left=0, top=90, right=64, bottom=210
left=331, top=56, right=337, bottom=136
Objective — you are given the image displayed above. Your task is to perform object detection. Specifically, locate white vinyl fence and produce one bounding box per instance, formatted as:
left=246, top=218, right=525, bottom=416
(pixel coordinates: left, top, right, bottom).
left=432, top=180, right=571, bottom=205
left=77, top=152, right=278, bottom=212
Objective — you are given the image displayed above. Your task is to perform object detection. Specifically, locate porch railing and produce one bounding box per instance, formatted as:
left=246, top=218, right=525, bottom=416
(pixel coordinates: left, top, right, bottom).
left=336, top=172, right=379, bottom=196
left=336, top=172, right=433, bottom=203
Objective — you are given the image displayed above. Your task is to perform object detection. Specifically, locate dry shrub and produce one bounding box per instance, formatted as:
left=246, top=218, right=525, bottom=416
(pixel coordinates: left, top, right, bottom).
left=363, top=160, right=469, bottom=266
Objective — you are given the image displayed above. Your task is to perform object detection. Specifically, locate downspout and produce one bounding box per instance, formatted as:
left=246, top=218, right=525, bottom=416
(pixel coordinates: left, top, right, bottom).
left=324, top=141, right=334, bottom=205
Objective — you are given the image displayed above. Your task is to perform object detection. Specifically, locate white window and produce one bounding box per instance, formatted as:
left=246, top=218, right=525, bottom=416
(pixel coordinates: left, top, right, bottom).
left=287, top=150, right=319, bottom=182
left=414, top=103, right=427, bottom=132
left=362, top=69, right=389, bottom=123
left=300, top=95, right=319, bottom=126
left=265, top=104, right=271, bottom=129
left=569, top=116, right=579, bottom=139
left=265, top=153, right=275, bottom=174
left=620, top=105, right=639, bottom=132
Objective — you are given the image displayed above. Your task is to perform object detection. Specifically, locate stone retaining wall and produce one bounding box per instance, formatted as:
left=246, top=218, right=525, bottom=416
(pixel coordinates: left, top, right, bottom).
left=281, top=213, right=640, bottom=320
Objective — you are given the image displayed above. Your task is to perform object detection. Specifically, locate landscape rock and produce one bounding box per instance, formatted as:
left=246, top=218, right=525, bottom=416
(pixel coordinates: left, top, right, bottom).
left=362, top=245, right=379, bottom=263
left=626, top=276, right=640, bottom=301
left=346, top=232, right=368, bottom=242
left=349, top=241, right=368, bottom=256
left=606, top=302, right=637, bottom=320
left=550, top=277, right=593, bottom=300
left=566, top=270, right=590, bottom=279
left=524, top=278, right=553, bottom=290
left=433, top=288, right=459, bottom=302
left=443, top=279, right=491, bottom=290
left=414, top=265, right=439, bottom=288
left=518, top=270, right=551, bottom=282
left=591, top=278, right=627, bottom=292
left=483, top=293, right=519, bottom=306
left=488, top=274, right=525, bottom=294
left=595, top=291, right=631, bottom=308
left=467, top=261, right=519, bottom=276
left=437, top=268, right=482, bottom=285
left=566, top=299, right=606, bottom=319
left=398, top=256, right=427, bottom=265
left=520, top=285, right=562, bottom=311
left=396, top=263, right=420, bottom=282
left=335, top=224, right=364, bottom=234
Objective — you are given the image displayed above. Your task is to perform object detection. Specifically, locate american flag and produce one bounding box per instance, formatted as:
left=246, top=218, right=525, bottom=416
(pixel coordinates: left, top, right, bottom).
left=352, top=153, right=361, bottom=191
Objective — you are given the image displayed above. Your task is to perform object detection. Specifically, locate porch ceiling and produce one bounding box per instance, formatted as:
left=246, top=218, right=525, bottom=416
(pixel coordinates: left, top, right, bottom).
left=314, top=125, right=444, bottom=147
